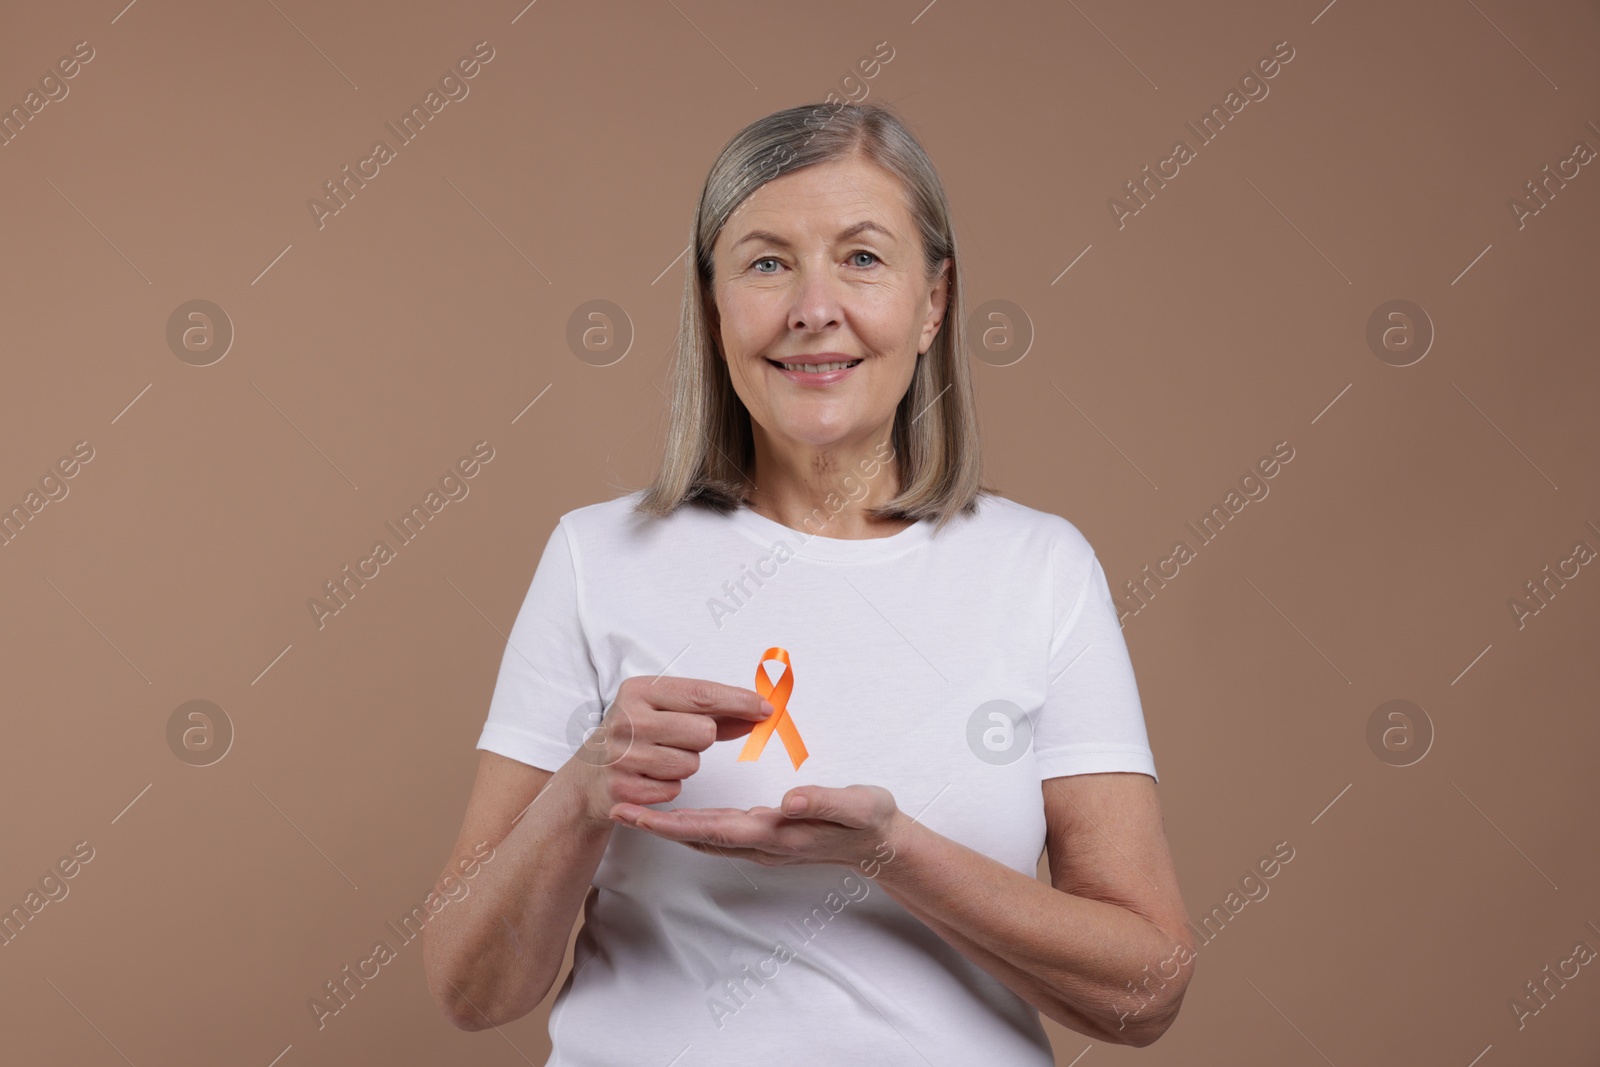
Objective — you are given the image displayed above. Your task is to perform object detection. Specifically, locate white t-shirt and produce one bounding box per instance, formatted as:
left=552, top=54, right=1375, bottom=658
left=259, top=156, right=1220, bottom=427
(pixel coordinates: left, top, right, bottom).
left=476, top=488, right=1158, bottom=1066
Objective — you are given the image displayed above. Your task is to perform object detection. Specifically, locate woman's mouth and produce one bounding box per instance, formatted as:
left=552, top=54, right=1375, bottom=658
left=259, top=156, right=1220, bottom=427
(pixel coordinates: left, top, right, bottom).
left=765, top=357, right=863, bottom=386
left=767, top=358, right=862, bottom=373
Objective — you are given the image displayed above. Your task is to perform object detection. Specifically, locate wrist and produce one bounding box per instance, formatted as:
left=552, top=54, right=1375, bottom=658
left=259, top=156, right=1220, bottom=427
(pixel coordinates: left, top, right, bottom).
left=557, top=757, right=618, bottom=834
left=861, top=809, right=920, bottom=882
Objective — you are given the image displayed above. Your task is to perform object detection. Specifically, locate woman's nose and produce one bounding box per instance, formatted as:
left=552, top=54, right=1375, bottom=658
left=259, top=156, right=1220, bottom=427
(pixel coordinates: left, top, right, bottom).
left=787, top=264, right=844, bottom=332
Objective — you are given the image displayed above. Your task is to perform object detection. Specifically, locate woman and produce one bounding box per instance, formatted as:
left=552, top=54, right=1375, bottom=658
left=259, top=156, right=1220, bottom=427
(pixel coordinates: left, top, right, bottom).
left=423, top=101, right=1195, bottom=1063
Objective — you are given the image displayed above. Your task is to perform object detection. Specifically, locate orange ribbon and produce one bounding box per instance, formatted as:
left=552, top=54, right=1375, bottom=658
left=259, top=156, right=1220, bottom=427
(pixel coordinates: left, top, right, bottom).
left=738, top=647, right=809, bottom=770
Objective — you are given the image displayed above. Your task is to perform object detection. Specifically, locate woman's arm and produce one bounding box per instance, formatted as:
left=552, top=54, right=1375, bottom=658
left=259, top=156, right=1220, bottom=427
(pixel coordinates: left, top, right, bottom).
left=421, top=750, right=614, bottom=1030
left=871, top=771, right=1194, bottom=1047
left=424, top=677, right=776, bottom=1030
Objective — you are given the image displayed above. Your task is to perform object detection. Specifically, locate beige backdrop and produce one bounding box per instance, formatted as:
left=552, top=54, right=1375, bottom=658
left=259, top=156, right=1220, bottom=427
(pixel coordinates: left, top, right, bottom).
left=2, top=0, right=1597, bottom=1064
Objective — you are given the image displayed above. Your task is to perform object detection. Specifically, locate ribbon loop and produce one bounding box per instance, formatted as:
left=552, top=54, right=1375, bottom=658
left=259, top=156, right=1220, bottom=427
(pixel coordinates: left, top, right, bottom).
left=738, top=646, right=809, bottom=770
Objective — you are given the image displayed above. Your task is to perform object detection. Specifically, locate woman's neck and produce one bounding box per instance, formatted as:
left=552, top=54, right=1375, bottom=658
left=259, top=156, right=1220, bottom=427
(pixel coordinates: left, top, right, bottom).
left=741, top=466, right=909, bottom=540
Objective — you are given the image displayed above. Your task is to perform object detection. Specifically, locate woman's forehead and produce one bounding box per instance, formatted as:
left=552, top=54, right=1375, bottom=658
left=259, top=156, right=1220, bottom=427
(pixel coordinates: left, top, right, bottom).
left=719, top=168, right=913, bottom=251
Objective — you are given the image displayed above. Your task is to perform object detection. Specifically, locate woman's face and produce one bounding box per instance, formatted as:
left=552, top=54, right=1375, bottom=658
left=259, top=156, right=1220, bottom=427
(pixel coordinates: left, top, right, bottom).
left=708, top=155, right=949, bottom=459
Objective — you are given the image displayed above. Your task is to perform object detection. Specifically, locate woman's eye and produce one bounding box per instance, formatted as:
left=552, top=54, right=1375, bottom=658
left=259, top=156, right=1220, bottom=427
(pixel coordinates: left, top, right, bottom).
left=749, top=252, right=877, bottom=272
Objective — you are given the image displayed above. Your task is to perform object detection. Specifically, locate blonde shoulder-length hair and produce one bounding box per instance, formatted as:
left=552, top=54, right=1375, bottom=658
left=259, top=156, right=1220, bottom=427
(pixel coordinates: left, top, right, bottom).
left=634, top=100, right=998, bottom=534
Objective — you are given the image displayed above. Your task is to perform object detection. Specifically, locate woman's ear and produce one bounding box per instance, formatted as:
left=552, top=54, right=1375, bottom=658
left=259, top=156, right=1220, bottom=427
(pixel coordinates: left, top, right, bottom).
left=918, top=258, right=951, bottom=355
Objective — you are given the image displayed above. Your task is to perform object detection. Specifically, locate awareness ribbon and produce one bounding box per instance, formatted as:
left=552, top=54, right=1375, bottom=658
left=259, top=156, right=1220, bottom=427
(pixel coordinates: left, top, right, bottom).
left=738, top=647, right=809, bottom=770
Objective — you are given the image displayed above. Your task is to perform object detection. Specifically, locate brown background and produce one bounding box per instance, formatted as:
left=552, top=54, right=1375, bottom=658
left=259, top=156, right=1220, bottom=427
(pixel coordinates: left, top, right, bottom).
left=2, top=0, right=1597, bottom=1064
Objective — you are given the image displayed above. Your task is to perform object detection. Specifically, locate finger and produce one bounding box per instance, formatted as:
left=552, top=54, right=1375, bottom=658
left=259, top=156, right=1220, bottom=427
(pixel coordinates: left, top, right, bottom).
left=609, top=803, right=652, bottom=822
left=611, top=805, right=712, bottom=830
left=643, top=677, right=774, bottom=722
left=779, top=786, right=877, bottom=827
left=665, top=806, right=751, bottom=816
left=609, top=802, right=738, bottom=823
left=641, top=712, right=723, bottom=755
left=709, top=715, right=768, bottom=743
left=635, top=808, right=784, bottom=845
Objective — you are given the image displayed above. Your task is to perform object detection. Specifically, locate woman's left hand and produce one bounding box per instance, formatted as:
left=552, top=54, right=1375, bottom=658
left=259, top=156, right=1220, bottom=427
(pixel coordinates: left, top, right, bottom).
left=609, top=785, right=905, bottom=869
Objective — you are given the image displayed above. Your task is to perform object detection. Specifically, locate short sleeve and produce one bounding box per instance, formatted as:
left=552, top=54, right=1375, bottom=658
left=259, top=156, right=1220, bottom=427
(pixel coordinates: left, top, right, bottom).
left=1031, top=538, right=1159, bottom=782
left=475, top=519, right=604, bottom=772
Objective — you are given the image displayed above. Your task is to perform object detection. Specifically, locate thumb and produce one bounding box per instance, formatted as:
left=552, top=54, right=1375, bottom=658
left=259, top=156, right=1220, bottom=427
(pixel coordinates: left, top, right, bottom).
left=782, top=786, right=873, bottom=826
left=782, top=789, right=814, bottom=817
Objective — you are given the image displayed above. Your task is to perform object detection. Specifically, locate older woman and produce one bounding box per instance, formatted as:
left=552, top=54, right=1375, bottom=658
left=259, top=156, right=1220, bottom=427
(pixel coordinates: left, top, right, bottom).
left=423, top=101, right=1194, bottom=1063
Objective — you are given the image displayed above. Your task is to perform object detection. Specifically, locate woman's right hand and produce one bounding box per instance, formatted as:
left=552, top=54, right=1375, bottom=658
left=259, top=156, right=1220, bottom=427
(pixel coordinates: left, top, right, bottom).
left=571, top=675, right=774, bottom=826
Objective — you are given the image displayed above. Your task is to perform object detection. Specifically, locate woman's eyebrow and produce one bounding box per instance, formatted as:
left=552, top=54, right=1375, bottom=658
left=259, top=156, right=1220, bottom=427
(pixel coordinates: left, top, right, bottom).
left=731, top=220, right=895, bottom=251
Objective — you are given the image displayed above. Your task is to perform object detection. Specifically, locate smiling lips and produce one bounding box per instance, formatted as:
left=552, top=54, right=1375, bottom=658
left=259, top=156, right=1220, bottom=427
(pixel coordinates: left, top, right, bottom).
left=770, top=358, right=861, bottom=372
left=766, top=354, right=864, bottom=384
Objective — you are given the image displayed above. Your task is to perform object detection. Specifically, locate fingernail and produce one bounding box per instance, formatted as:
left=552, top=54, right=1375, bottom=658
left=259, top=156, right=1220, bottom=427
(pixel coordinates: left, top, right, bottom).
left=762, top=700, right=776, bottom=717
left=785, top=796, right=808, bottom=815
